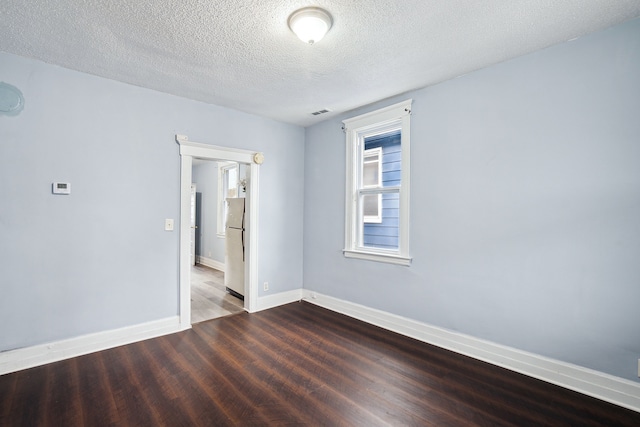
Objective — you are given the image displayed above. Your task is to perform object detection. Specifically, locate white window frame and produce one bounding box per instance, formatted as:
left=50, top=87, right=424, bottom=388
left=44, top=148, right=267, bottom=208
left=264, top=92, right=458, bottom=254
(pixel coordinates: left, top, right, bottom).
left=217, top=162, right=239, bottom=237
left=362, top=147, right=382, bottom=223
left=343, top=99, right=412, bottom=266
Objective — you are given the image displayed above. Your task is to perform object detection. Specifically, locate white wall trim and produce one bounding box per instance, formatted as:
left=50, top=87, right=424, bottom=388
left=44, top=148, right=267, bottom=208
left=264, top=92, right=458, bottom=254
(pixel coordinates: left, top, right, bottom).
left=255, top=289, right=303, bottom=312
left=301, top=290, right=640, bottom=413
left=0, top=316, right=182, bottom=375
left=196, top=256, right=225, bottom=272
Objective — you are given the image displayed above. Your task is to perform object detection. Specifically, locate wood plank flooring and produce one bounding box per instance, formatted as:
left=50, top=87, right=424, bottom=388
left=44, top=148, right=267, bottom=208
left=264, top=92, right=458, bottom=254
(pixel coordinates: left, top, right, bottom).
left=2, top=301, right=639, bottom=426
left=191, top=264, right=244, bottom=323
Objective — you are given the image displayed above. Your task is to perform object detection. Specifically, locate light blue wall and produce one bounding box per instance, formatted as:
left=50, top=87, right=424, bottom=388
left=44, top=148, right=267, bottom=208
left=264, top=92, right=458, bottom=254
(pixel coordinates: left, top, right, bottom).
left=0, top=52, right=305, bottom=351
left=192, top=160, right=225, bottom=264
left=303, top=18, right=640, bottom=381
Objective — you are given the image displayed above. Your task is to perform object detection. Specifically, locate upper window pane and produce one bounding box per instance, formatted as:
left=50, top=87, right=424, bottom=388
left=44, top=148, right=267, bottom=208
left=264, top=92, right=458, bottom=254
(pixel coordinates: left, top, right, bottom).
left=217, top=162, right=239, bottom=236
left=364, top=130, right=401, bottom=187
left=361, top=130, right=401, bottom=248
left=226, top=167, right=238, bottom=198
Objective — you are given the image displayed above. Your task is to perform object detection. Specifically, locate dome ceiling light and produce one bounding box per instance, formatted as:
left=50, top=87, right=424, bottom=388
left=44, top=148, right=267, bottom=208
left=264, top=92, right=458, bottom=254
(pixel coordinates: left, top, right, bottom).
left=288, top=7, right=333, bottom=45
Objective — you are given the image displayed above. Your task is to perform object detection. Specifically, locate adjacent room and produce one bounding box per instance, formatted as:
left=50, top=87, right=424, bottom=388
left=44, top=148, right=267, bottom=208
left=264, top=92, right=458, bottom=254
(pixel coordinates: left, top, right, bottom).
left=190, top=158, right=246, bottom=323
left=1, top=1, right=639, bottom=425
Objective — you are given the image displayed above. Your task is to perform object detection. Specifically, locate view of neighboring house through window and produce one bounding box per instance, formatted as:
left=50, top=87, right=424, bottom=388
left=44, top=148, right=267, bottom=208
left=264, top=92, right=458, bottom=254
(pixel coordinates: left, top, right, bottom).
left=343, top=99, right=412, bottom=266
left=362, top=132, right=401, bottom=249
left=217, top=162, right=238, bottom=237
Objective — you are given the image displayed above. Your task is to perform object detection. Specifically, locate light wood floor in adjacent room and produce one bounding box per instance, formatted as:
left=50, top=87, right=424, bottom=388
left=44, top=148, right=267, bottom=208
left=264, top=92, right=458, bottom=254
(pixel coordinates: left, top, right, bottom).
left=191, top=264, right=244, bottom=323
left=2, top=302, right=639, bottom=426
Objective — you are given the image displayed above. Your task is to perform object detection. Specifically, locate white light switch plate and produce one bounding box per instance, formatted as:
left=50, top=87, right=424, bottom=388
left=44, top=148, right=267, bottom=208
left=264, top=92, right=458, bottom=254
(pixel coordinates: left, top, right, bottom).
left=165, top=219, right=174, bottom=231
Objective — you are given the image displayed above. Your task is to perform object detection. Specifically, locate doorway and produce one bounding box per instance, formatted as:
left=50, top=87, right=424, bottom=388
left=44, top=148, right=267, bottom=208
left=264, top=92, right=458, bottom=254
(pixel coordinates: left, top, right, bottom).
left=190, top=158, right=247, bottom=323
left=176, top=135, right=261, bottom=329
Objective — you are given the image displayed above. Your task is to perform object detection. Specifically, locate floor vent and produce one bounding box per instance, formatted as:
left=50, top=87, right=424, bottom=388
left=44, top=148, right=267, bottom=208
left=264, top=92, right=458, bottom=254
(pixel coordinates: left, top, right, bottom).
left=311, top=109, right=331, bottom=116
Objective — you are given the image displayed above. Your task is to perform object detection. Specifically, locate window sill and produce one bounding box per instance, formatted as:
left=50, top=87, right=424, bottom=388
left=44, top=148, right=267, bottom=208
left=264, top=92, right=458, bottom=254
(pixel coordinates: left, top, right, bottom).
left=343, top=249, right=411, bottom=266
left=217, top=233, right=225, bottom=239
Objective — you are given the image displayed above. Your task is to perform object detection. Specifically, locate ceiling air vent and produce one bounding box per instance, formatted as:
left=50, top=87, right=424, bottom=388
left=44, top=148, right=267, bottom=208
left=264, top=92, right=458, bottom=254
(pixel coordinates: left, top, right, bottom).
left=311, top=108, right=331, bottom=116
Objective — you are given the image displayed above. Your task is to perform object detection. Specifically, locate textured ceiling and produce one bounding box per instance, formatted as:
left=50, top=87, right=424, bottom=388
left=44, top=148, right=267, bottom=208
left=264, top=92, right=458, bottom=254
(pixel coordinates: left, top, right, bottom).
left=1, top=0, right=640, bottom=126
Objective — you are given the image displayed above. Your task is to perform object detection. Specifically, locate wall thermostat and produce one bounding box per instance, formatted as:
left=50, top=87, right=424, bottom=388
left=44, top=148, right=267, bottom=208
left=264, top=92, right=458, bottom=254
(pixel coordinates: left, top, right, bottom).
left=52, top=182, right=71, bottom=195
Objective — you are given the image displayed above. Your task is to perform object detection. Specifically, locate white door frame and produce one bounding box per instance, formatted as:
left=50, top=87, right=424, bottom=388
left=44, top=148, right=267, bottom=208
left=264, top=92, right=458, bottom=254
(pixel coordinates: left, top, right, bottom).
left=190, top=184, right=197, bottom=266
left=176, top=135, right=261, bottom=329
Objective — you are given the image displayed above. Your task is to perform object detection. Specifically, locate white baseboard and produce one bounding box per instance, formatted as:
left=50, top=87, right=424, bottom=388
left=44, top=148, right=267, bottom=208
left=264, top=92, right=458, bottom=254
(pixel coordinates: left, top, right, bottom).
left=301, top=290, right=640, bottom=413
left=255, top=289, right=303, bottom=312
left=196, top=256, right=225, bottom=272
left=0, top=286, right=302, bottom=375
left=0, top=316, right=182, bottom=375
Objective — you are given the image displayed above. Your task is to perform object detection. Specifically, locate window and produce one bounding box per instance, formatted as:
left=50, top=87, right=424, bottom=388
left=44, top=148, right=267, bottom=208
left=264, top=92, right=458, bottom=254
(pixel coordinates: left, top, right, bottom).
left=217, top=162, right=239, bottom=237
left=362, top=147, right=382, bottom=223
left=343, top=99, right=412, bottom=266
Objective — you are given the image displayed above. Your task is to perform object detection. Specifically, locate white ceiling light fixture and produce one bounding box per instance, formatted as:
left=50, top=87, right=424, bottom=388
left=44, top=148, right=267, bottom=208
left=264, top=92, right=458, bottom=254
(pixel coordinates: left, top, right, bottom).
left=288, top=7, right=333, bottom=45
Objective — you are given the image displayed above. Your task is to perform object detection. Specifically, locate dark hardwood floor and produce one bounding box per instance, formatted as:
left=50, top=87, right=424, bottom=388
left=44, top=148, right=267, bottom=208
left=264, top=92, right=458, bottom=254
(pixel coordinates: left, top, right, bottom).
left=1, top=302, right=639, bottom=426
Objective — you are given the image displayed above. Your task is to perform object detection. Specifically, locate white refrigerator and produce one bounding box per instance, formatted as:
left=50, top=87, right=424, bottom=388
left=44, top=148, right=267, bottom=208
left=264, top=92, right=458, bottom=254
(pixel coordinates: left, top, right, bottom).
left=225, top=198, right=245, bottom=299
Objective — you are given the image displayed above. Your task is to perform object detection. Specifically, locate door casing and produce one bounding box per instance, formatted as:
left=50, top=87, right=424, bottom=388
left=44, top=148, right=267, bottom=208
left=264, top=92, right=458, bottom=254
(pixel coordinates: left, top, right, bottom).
left=176, top=135, right=260, bottom=328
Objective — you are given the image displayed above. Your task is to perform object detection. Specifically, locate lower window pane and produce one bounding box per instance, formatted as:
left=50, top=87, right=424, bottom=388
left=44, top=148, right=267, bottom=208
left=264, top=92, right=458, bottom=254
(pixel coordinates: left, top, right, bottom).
left=361, top=193, right=399, bottom=250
